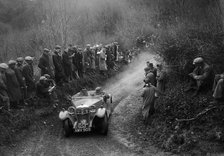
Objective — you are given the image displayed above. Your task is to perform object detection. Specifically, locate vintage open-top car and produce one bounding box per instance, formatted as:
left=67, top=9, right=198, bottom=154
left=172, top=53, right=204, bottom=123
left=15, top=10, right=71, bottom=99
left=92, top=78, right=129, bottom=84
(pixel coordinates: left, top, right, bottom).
left=59, top=88, right=112, bottom=137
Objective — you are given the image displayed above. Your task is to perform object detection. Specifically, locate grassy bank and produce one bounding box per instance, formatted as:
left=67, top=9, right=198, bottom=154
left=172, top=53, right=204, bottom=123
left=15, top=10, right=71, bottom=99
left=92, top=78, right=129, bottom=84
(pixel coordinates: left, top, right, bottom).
left=136, top=77, right=224, bottom=154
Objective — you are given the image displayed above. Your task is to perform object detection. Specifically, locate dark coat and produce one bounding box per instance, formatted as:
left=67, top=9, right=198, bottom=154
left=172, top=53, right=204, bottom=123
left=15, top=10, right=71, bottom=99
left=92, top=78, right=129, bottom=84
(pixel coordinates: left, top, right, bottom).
left=0, top=73, right=9, bottom=102
left=113, top=45, right=118, bottom=61
left=62, top=52, right=72, bottom=77
left=52, top=52, right=64, bottom=79
left=5, top=68, right=22, bottom=101
left=141, top=85, right=156, bottom=121
left=22, top=63, right=35, bottom=91
left=38, top=54, right=54, bottom=77
left=74, top=52, right=83, bottom=70
left=83, top=49, right=92, bottom=68
left=14, top=66, right=26, bottom=87
left=36, top=81, right=50, bottom=98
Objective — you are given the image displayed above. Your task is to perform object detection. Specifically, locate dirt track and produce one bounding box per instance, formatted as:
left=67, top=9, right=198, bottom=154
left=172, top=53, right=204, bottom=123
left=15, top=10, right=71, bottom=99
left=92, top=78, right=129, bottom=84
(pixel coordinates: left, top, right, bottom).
left=1, top=52, right=160, bottom=156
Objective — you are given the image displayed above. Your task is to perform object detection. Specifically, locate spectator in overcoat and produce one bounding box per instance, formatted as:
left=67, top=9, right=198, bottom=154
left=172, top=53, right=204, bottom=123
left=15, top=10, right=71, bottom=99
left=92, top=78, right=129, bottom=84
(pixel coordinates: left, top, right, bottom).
left=38, top=48, right=54, bottom=78
left=52, top=45, right=65, bottom=85
left=5, top=60, right=22, bottom=108
left=0, top=63, right=10, bottom=110
left=22, top=56, right=35, bottom=99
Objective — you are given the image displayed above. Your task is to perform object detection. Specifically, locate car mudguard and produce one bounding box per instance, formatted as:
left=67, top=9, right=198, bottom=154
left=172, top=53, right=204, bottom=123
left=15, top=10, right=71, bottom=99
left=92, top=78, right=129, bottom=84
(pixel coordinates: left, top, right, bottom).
left=59, top=111, right=74, bottom=124
left=96, top=108, right=106, bottom=118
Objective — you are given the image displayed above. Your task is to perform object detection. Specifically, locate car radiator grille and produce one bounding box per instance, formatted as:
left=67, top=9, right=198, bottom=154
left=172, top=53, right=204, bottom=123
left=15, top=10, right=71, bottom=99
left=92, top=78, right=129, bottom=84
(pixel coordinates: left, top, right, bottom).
left=76, top=108, right=89, bottom=115
left=76, top=114, right=90, bottom=126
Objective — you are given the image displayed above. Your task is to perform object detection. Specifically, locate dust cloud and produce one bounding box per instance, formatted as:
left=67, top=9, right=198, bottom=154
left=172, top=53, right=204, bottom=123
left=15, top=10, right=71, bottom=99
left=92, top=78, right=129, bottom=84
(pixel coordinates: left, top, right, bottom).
left=104, top=51, right=158, bottom=102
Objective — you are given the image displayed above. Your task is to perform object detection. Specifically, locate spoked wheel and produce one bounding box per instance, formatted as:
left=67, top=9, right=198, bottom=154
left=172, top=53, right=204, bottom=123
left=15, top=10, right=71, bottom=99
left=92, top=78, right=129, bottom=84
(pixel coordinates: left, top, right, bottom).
left=63, top=119, right=73, bottom=137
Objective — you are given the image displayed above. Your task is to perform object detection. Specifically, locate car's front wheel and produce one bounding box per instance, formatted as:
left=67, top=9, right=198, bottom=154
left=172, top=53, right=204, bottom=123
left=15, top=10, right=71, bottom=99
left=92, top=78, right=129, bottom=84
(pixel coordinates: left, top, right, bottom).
left=100, top=115, right=108, bottom=135
left=63, top=119, right=72, bottom=137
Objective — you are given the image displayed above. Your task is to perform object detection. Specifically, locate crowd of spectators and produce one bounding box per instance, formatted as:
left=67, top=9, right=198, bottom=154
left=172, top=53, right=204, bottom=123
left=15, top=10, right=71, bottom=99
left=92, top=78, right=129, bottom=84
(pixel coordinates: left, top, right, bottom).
left=0, top=41, right=141, bottom=111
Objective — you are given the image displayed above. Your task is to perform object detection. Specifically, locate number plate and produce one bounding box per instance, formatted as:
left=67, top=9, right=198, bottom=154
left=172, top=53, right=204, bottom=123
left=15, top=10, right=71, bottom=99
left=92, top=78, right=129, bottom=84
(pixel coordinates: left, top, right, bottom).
left=74, top=127, right=91, bottom=132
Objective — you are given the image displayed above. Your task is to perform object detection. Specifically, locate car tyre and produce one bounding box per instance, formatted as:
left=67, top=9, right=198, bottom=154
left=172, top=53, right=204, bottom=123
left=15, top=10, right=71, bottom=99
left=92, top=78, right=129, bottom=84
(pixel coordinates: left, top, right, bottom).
left=100, top=114, right=108, bottom=135
left=63, top=119, right=72, bottom=137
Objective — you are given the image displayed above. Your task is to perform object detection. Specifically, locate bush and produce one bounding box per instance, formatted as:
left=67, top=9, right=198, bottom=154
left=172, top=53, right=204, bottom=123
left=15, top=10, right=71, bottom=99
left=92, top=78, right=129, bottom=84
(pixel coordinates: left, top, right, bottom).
left=148, top=77, right=224, bottom=153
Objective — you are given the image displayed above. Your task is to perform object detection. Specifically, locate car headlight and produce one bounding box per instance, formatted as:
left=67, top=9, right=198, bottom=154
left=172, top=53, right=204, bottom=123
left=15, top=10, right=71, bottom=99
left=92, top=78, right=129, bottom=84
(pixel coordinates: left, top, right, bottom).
left=68, top=106, right=76, bottom=115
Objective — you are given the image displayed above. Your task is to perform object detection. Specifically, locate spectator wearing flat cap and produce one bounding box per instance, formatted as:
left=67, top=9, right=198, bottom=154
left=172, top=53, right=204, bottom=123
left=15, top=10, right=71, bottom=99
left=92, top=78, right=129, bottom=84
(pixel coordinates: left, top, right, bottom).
left=16, top=57, right=24, bottom=68
left=16, top=57, right=25, bottom=86
left=52, top=45, right=65, bottom=85
left=90, top=47, right=96, bottom=70
left=22, top=56, right=35, bottom=99
left=15, top=57, right=26, bottom=102
left=38, top=48, right=54, bottom=78
left=36, top=75, right=58, bottom=106
left=74, top=48, right=83, bottom=78
left=185, top=57, right=214, bottom=97
left=71, top=46, right=80, bottom=79
left=106, top=46, right=115, bottom=71
left=0, top=63, right=10, bottom=110
left=83, top=44, right=92, bottom=73
left=67, top=44, right=77, bottom=80
left=62, top=49, right=73, bottom=82
left=5, top=60, right=22, bottom=108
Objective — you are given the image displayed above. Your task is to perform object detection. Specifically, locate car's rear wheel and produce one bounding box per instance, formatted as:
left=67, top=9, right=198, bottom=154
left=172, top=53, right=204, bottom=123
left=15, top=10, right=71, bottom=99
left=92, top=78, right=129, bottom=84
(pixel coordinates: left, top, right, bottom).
left=63, top=119, right=72, bottom=137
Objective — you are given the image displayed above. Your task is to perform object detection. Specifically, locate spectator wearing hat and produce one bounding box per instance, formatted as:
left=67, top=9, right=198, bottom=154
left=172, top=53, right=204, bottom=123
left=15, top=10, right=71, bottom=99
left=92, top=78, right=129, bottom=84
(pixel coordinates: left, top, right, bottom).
left=67, top=45, right=78, bottom=80
left=16, top=57, right=24, bottom=68
left=185, top=57, right=214, bottom=97
left=62, top=49, right=73, bottom=82
left=144, top=67, right=156, bottom=86
left=38, top=48, right=54, bottom=78
left=75, top=48, right=84, bottom=78
left=5, top=60, right=22, bottom=108
left=141, top=77, right=165, bottom=125
left=97, top=47, right=108, bottom=75
left=90, top=47, right=96, bottom=70
left=83, top=44, right=92, bottom=73
left=15, top=57, right=25, bottom=86
left=23, top=56, right=35, bottom=99
left=36, top=75, right=58, bottom=106
left=15, top=57, right=26, bottom=102
left=52, top=45, right=65, bottom=85
left=36, top=76, right=48, bottom=98
left=105, top=45, right=115, bottom=71
left=70, top=46, right=80, bottom=79
left=0, top=63, right=10, bottom=110
left=94, top=45, right=100, bottom=70
left=149, top=63, right=157, bottom=78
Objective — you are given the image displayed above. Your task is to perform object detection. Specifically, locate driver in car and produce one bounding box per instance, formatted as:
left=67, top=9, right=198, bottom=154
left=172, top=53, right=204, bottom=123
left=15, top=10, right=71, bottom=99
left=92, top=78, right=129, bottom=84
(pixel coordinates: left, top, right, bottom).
left=94, top=87, right=110, bottom=103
